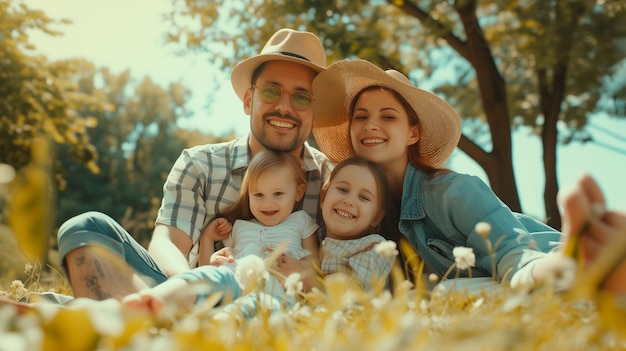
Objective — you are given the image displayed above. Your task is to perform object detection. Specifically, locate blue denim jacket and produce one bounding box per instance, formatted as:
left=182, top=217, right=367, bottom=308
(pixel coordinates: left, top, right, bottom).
left=398, top=164, right=561, bottom=280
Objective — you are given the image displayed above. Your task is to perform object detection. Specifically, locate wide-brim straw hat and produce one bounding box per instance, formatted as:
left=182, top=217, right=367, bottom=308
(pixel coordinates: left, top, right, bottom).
left=231, top=28, right=327, bottom=101
left=312, top=59, right=461, bottom=167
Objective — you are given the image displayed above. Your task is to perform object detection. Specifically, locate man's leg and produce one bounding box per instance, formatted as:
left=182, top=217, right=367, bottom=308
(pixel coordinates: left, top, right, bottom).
left=64, top=245, right=152, bottom=299
left=58, top=211, right=168, bottom=300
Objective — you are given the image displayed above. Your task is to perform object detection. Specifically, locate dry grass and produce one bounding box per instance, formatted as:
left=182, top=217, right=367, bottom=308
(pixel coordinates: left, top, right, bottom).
left=1, top=251, right=625, bottom=351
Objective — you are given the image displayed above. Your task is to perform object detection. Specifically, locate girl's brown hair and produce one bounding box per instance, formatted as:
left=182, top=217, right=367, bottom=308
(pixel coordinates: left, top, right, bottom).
left=321, top=156, right=397, bottom=239
left=219, top=150, right=307, bottom=223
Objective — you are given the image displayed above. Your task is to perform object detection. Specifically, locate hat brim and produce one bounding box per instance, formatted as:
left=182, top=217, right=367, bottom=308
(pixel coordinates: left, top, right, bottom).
left=231, top=54, right=326, bottom=101
left=313, top=59, right=461, bottom=167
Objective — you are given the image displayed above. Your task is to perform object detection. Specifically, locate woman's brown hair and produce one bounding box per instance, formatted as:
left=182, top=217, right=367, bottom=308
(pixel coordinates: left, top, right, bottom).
left=349, top=86, right=448, bottom=176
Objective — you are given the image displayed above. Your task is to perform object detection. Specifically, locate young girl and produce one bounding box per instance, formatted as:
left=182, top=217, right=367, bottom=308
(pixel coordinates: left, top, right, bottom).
left=196, top=150, right=319, bottom=267
left=123, top=155, right=398, bottom=315
left=318, top=156, right=397, bottom=291
left=312, top=59, right=626, bottom=294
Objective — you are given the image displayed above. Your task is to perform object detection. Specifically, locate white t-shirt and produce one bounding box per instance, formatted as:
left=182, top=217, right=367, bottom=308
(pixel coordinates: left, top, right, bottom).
left=224, top=210, right=318, bottom=262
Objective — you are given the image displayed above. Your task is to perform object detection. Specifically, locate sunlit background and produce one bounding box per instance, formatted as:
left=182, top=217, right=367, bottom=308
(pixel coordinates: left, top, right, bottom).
left=24, top=0, right=626, bottom=219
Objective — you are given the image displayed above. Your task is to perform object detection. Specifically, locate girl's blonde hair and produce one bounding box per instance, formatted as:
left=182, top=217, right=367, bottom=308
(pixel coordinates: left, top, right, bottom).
left=220, top=150, right=307, bottom=223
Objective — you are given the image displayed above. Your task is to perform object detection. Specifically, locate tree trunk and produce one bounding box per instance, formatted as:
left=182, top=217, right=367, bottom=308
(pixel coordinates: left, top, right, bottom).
left=394, top=0, right=523, bottom=212
left=454, top=0, right=522, bottom=212
left=538, top=64, right=562, bottom=228
left=536, top=0, right=586, bottom=230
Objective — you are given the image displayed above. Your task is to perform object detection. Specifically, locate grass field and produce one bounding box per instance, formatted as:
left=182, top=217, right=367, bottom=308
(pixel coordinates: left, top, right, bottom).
left=1, top=225, right=625, bottom=351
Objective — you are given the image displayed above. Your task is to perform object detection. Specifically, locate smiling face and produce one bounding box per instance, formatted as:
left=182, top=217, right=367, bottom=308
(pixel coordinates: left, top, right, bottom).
left=349, top=88, right=420, bottom=171
left=244, top=60, right=317, bottom=157
left=248, top=165, right=306, bottom=227
left=321, top=164, right=384, bottom=240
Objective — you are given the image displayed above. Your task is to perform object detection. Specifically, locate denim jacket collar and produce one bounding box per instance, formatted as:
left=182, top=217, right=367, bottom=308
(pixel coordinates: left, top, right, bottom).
left=400, top=163, right=426, bottom=221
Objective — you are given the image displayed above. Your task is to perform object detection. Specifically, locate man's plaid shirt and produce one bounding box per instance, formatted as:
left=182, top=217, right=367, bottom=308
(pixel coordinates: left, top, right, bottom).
left=156, top=135, right=333, bottom=266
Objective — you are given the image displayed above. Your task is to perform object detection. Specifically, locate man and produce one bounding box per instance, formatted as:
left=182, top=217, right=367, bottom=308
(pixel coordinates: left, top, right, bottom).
left=56, top=28, right=332, bottom=300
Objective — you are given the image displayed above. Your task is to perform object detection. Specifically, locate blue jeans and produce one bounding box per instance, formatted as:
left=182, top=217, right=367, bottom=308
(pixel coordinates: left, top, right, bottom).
left=58, top=212, right=286, bottom=317
left=57, top=211, right=168, bottom=286
left=176, top=265, right=284, bottom=319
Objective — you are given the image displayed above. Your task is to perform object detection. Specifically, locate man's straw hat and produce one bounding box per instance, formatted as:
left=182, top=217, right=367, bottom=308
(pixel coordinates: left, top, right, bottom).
left=231, top=28, right=326, bottom=101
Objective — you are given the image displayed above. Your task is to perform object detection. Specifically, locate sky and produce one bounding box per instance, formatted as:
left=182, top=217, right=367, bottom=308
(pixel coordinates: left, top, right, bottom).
left=23, top=0, right=626, bottom=218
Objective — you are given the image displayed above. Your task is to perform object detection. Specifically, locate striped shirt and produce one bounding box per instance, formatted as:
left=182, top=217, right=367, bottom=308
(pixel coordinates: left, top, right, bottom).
left=156, top=135, right=333, bottom=266
left=320, top=235, right=395, bottom=291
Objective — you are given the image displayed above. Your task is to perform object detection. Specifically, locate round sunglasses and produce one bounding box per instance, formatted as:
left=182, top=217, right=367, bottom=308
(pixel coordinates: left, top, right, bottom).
left=252, top=83, right=314, bottom=110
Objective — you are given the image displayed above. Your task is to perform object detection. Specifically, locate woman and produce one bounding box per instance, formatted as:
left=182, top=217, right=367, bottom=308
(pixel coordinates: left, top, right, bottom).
left=312, top=59, right=625, bottom=293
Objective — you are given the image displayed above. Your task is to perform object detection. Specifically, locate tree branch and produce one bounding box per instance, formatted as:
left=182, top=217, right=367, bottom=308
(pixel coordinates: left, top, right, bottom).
left=387, top=0, right=470, bottom=59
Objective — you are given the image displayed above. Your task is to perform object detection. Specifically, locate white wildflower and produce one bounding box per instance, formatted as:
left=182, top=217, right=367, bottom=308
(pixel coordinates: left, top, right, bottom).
left=374, top=240, right=399, bottom=257
left=0, top=163, right=16, bottom=183
left=235, top=255, right=268, bottom=291
left=292, top=305, right=312, bottom=319
left=371, top=290, right=392, bottom=310
left=283, top=273, right=303, bottom=297
left=472, top=297, right=484, bottom=308
left=434, top=284, right=446, bottom=294
left=24, top=263, right=33, bottom=275
left=502, top=285, right=533, bottom=312
left=15, top=315, right=42, bottom=350
left=534, top=252, right=577, bottom=291
left=269, top=312, right=294, bottom=332
left=428, top=273, right=439, bottom=284
left=84, top=298, right=125, bottom=336
left=1, top=333, right=28, bottom=351
left=420, top=299, right=429, bottom=311
left=9, top=280, right=27, bottom=298
left=453, top=246, right=476, bottom=270
left=400, top=280, right=414, bottom=290
left=475, top=222, right=491, bottom=237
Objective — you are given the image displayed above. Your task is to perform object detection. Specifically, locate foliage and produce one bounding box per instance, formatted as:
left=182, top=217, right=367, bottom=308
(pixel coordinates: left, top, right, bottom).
left=8, top=135, right=54, bottom=265
left=0, top=0, right=107, bottom=181
left=164, top=0, right=626, bottom=228
left=53, top=66, right=237, bottom=245
left=2, top=0, right=240, bottom=262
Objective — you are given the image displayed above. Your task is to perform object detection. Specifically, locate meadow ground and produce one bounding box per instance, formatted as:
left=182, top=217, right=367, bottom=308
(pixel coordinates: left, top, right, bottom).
left=1, top=223, right=625, bottom=351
